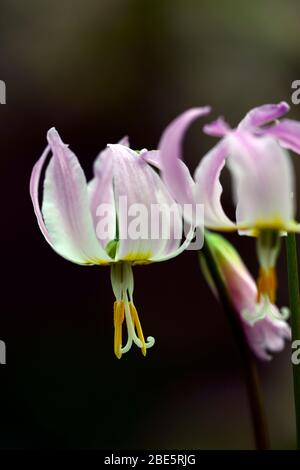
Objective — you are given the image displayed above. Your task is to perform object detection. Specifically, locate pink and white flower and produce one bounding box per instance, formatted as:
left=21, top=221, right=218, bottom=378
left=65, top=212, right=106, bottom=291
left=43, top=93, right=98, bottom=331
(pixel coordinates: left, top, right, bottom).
left=158, top=104, right=299, bottom=322
left=30, top=128, right=194, bottom=358
left=200, top=232, right=291, bottom=360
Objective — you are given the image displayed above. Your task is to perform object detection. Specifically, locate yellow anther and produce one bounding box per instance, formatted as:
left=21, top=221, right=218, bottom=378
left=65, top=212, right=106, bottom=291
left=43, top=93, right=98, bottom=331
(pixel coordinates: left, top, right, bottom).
left=257, top=267, right=277, bottom=303
left=129, top=302, right=147, bottom=356
left=113, top=301, right=125, bottom=359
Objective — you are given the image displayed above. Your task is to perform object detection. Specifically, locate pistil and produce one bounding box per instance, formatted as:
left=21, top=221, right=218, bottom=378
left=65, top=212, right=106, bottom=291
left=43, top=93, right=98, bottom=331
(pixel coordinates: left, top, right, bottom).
left=111, top=262, right=155, bottom=358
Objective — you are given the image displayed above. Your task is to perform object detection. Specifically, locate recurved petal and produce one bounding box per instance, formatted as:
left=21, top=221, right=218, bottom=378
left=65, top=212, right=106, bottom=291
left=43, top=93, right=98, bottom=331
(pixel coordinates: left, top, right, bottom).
left=262, top=119, right=300, bottom=155
left=30, top=145, right=52, bottom=244
left=142, top=150, right=196, bottom=197
left=203, top=117, right=231, bottom=137
left=148, top=170, right=183, bottom=259
left=142, top=149, right=199, bottom=257
left=227, top=131, right=295, bottom=230
left=159, top=107, right=211, bottom=205
left=41, top=128, right=112, bottom=264
left=238, top=101, right=290, bottom=130
left=149, top=222, right=195, bottom=262
left=118, top=136, right=130, bottom=147
left=141, top=150, right=161, bottom=169
left=194, top=139, right=236, bottom=230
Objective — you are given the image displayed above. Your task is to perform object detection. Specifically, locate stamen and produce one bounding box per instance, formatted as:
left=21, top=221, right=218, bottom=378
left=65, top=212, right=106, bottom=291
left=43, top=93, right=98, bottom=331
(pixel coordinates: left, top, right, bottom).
left=242, top=302, right=267, bottom=324
left=277, top=307, right=290, bottom=321
left=113, top=301, right=125, bottom=359
left=256, top=267, right=277, bottom=303
left=242, top=294, right=290, bottom=324
left=111, top=262, right=155, bottom=358
left=123, top=297, right=143, bottom=348
left=129, top=303, right=147, bottom=356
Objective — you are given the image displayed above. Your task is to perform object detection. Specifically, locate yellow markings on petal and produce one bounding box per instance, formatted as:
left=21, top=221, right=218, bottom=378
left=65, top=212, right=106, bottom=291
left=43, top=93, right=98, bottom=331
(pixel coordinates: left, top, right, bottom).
left=122, top=252, right=153, bottom=264
left=257, top=267, right=277, bottom=304
left=250, top=217, right=288, bottom=236
left=113, top=301, right=125, bottom=359
left=82, top=259, right=111, bottom=266
left=129, top=302, right=147, bottom=356
left=285, top=220, right=300, bottom=233
left=208, top=217, right=297, bottom=236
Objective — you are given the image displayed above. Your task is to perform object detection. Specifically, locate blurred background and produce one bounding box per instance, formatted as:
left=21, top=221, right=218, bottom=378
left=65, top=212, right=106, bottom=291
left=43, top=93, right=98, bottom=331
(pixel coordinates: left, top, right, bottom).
left=1, top=0, right=300, bottom=449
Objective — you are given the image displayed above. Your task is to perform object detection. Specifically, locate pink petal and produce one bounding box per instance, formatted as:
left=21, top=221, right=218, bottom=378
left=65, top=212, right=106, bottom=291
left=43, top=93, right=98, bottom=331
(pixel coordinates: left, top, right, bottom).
left=262, top=119, right=300, bottom=155
left=243, top=323, right=272, bottom=360
left=87, top=136, right=130, bottom=250
left=194, top=140, right=235, bottom=229
left=30, top=145, right=52, bottom=244
left=203, top=232, right=291, bottom=361
left=158, top=107, right=211, bottom=205
left=142, top=149, right=196, bottom=198
left=244, top=316, right=291, bottom=361
left=227, top=131, right=295, bottom=229
left=41, top=128, right=112, bottom=264
left=203, top=117, right=231, bottom=137
left=109, top=144, right=181, bottom=262
left=141, top=150, right=161, bottom=169
left=150, top=222, right=195, bottom=262
left=149, top=172, right=183, bottom=259
left=238, top=101, right=290, bottom=130
left=118, top=136, right=130, bottom=147
left=229, top=257, right=291, bottom=360
left=142, top=149, right=198, bottom=257
left=88, top=145, right=116, bottom=250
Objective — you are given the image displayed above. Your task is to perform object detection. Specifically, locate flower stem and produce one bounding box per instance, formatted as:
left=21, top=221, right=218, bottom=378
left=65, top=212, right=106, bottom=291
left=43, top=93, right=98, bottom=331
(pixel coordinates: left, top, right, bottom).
left=201, top=236, right=270, bottom=450
left=285, top=233, right=300, bottom=449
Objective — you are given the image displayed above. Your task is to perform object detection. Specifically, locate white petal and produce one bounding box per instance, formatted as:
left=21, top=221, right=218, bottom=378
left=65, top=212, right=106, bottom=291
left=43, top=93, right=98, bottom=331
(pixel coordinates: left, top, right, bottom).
left=88, top=145, right=116, bottom=251
left=110, top=145, right=170, bottom=261
left=194, top=139, right=235, bottom=230
left=42, top=128, right=112, bottom=264
left=227, top=131, right=295, bottom=230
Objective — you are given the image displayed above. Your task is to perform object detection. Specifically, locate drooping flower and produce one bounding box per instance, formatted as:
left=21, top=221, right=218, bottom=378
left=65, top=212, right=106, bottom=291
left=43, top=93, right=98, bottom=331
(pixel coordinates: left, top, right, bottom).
left=158, top=104, right=299, bottom=321
left=30, top=128, right=195, bottom=358
left=200, top=232, right=291, bottom=360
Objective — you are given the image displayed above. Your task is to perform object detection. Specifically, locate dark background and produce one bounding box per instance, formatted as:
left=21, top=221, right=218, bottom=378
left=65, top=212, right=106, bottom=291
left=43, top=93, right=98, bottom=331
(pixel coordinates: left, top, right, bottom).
left=0, top=0, right=300, bottom=449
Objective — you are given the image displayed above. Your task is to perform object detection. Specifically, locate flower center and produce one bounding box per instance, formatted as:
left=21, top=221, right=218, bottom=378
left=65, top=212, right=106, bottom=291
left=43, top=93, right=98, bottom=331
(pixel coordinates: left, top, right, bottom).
left=256, top=229, right=281, bottom=302
left=111, top=262, right=155, bottom=359
left=256, top=266, right=277, bottom=303
left=241, top=229, right=289, bottom=324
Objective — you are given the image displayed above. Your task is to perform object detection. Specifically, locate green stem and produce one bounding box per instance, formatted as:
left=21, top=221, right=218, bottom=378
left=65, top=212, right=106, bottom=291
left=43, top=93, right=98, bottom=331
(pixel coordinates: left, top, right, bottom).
left=285, top=233, right=300, bottom=449
left=201, top=237, right=270, bottom=450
